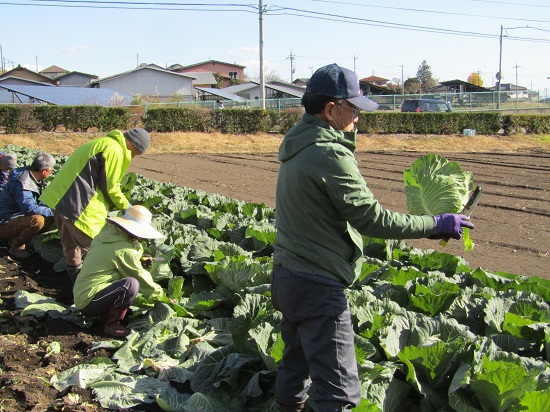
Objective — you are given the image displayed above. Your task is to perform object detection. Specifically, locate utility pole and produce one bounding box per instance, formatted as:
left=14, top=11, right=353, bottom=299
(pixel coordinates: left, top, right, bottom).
left=287, top=50, right=296, bottom=83
left=353, top=55, right=358, bottom=72
left=259, top=0, right=265, bottom=109
left=513, top=63, right=520, bottom=110
left=497, top=25, right=503, bottom=109
left=399, top=64, right=404, bottom=94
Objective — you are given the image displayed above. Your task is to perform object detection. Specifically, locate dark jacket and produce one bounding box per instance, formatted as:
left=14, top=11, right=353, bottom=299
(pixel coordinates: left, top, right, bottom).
left=0, top=166, right=53, bottom=224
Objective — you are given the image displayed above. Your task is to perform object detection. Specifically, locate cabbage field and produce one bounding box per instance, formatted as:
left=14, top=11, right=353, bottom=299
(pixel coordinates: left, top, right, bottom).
left=4, top=145, right=550, bottom=411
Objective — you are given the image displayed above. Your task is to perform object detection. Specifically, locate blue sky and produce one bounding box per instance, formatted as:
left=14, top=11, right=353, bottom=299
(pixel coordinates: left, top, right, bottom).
left=1, top=0, right=550, bottom=91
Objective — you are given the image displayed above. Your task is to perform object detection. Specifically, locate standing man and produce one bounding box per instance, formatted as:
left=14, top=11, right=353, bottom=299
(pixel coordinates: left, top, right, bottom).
left=271, top=64, right=474, bottom=412
left=40, top=128, right=151, bottom=283
left=0, top=152, right=56, bottom=259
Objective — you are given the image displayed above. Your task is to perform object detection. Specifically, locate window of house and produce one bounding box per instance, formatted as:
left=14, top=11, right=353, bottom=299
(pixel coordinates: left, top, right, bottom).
left=229, top=71, right=238, bottom=79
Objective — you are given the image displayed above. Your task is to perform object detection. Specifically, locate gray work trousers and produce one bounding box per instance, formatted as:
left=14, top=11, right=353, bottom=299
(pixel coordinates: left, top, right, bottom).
left=271, top=265, right=361, bottom=412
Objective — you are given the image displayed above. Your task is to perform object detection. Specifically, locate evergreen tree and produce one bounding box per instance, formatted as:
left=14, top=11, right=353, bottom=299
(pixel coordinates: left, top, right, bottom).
left=416, top=60, right=438, bottom=92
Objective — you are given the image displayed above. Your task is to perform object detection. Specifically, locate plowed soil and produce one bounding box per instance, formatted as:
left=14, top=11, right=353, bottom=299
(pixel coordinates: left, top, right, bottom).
left=129, top=149, right=549, bottom=279
left=0, top=140, right=548, bottom=411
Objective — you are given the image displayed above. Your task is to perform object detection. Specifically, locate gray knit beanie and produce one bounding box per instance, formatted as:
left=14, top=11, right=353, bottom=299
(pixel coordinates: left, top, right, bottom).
left=0, top=152, right=17, bottom=170
left=123, top=128, right=150, bottom=154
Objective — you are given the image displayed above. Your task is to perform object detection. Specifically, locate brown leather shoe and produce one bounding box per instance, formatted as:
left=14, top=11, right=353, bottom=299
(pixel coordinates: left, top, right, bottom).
left=9, top=245, right=32, bottom=259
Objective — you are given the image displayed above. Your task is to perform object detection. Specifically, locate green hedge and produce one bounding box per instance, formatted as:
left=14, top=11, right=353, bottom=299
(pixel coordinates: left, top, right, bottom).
left=0, top=105, right=130, bottom=133
left=501, top=114, right=550, bottom=134
left=1, top=104, right=550, bottom=136
left=0, top=105, right=21, bottom=134
left=358, top=112, right=502, bottom=135
left=144, top=107, right=274, bottom=134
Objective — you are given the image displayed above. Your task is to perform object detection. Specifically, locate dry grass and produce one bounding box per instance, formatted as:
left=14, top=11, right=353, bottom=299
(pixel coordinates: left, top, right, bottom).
left=1, top=131, right=549, bottom=155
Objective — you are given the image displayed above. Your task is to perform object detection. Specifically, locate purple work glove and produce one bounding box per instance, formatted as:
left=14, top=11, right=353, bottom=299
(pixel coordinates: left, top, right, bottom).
left=431, top=213, right=475, bottom=240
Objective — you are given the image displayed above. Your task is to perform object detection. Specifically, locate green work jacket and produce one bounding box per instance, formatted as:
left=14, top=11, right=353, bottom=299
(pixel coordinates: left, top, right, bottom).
left=39, top=130, right=131, bottom=239
left=273, top=114, right=436, bottom=286
left=73, top=223, right=163, bottom=310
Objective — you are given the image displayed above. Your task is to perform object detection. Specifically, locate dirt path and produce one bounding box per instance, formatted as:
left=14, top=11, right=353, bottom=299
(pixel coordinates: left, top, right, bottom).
left=130, top=149, right=550, bottom=279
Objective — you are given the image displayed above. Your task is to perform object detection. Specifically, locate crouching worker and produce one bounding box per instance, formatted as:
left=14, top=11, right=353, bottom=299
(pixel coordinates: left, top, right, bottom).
left=0, top=152, right=56, bottom=258
left=73, top=205, right=165, bottom=338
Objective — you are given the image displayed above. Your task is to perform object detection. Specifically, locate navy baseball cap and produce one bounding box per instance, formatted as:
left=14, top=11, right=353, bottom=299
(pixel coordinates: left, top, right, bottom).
left=306, top=63, right=379, bottom=112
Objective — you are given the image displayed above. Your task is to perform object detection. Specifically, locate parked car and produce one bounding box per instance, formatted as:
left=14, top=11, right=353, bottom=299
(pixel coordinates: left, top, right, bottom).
left=401, top=98, right=453, bottom=112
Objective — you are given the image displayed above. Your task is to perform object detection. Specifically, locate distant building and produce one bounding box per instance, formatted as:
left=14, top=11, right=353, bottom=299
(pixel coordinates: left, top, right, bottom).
left=222, top=81, right=304, bottom=100
left=293, top=78, right=309, bottom=87
left=55, top=71, right=99, bottom=87
left=93, top=65, right=195, bottom=101
left=0, top=65, right=55, bottom=85
left=489, top=83, right=530, bottom=99
left=360, top=75, right=389, bottom=87
left=40, top=65, right=69, bottom=79
left=169, top=60, right=246, bottom=83
left=428, top=79, right=490, bottom=94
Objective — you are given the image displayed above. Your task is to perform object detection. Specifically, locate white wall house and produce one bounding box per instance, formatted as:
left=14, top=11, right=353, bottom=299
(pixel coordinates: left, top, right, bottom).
left=93, top=65, right=195, bottom=101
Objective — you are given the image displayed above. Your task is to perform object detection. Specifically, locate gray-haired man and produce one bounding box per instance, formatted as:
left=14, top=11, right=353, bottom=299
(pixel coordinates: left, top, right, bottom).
left=0, top=152, right=56, bottom=259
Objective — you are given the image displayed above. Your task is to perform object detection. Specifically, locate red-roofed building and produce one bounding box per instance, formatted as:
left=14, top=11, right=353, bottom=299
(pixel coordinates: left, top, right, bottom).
left=360, top=75, right=389, bottom=87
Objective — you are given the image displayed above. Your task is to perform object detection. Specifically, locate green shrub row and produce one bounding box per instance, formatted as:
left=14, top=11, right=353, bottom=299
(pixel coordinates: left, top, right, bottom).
left=0, top=105, right=131, bottom=133
left=358, top=112, right=503, bottom=135
left=144, top=107, right=285, bottom=134
left=501, top=114, right=550, bottom=134
left=2, top=104, right=550, bottom=135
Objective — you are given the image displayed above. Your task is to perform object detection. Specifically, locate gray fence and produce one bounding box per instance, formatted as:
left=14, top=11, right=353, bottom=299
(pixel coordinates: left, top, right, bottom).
left=144, top=91, right=550, bottom=113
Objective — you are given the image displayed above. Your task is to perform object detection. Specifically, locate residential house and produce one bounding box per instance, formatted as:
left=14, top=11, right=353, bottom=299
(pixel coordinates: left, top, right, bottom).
left=0, top=76, right=52, bottom=87
left=222, top=81, right=304, bottom=101
left=40, top=65, right=69, bottom=79
left=428, top=79, right=490, bottom=94
left=489, top=83, right=530, bottom=99
left=0, top=65, right=55, bottom=85
left=185, top=71, right=217, bottom=88
left=92, top=65, right=195, bottom=101
left=55, top=71, right=99, bottom=87
left=169, top=60, right=246, bottom=83
left=292, top=78, right=309, bottom=87
left=359, top=81, right=398, bottom=96
left=360, top=75, right=389, bottom=87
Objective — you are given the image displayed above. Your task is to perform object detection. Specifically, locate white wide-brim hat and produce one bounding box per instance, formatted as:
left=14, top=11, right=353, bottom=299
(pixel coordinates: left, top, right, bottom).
left=107, top=205, right=165, bottom=239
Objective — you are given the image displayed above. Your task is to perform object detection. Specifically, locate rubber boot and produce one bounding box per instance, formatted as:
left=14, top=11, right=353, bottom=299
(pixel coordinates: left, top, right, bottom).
left=275, top=398, right=308, bottom=412
left=104, top=306, right=131, bottom=338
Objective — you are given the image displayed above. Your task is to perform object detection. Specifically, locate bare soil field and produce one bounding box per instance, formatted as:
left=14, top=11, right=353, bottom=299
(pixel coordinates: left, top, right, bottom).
left=0, top=131, right=549, bottom=411
left=129, top=148, right=549, bottom=280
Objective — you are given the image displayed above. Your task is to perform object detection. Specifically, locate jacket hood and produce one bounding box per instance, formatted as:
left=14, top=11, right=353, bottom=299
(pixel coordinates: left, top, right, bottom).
left=278, top=113, right=357, bottom=162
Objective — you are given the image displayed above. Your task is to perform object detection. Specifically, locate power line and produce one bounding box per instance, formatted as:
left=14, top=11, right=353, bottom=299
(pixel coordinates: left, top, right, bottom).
left=268, top=8, right=550, bottom=43
left=0, top=0, right=257, bottom=12
left=303, top=0, right=550, bottom=24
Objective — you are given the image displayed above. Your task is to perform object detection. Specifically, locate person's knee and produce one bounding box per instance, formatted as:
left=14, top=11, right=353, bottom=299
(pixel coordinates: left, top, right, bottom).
left=29, top=215, right=46, bottom=230
left=124, top=277, right=140, bottom=299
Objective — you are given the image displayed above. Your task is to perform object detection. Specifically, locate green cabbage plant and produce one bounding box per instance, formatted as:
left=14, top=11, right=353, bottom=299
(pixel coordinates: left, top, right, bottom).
left=404, top=154, right=475, bottom=251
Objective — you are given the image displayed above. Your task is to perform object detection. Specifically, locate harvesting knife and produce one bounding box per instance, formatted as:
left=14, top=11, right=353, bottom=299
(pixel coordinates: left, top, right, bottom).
left=439, top=185, right=482, bottom=247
